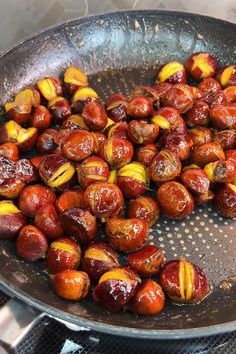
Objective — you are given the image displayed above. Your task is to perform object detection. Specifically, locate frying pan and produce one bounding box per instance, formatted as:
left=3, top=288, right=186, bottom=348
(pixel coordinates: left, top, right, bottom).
left=0, top=9, right=236, bottom=353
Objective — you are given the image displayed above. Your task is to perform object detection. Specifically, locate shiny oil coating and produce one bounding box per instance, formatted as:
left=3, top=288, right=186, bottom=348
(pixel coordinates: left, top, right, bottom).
left=0, top=10, right=236, bottom=339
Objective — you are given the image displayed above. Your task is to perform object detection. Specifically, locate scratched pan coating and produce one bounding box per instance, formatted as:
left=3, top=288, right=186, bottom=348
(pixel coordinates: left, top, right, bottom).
left=0, top=10, right=236, bottom=338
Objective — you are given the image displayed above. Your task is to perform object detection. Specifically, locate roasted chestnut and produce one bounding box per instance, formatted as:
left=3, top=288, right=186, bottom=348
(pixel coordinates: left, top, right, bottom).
left=82, top=241, right=120, bottom=283
left=131, top=86, right=160, bottom=109
left=47, top=237, right=81, bottom=274
left=64, top=66, right=88, bottom=93
left=105, top=218, right=148, bottom=252
left=59, top=207, right=97, bottom=245
left=36, top=129, right=59, bottom=155
left=197, top=78, right=221, bottom=105
left=148, top=149, right=181, bottom=182
left=214, top=183, right=236, bottom=217
left=0, top=200, right=27, bottom=240
left=77, top=156, right=109, bottom=189
left=84, top=182, right=124, bottom=220
left=53, top=270, right=90, bottom=300
left=159, top=132, right=193, bottom=160
left=0, top=142, right=19, bottom=161
left=55, top=188, right=85, bottom=213
left=190, top=141, right=225, bottom=166
left=127, top=120, right=159, bottom=144
left=48, top=96, right=71, bottom=125
left=15, top=159, right=37, bottom=184
left=39, top=154, right=75, bottom=192
left=216, top=65, right=236, bottom=87
left=116, top=162, right=148, bottom=199
left=35, top=203, right=64, bottom=240
left=127, top=95, right=153, bottom=118
left=163, top=84, right=194, bottom=114
left=151, top=107, right=186, bottom=134
left=105, top=94, right=128, bottom=122
left=159, top=259, right=209, bottom=304
left=210, top=103, right=236, bottom=130
left=129, top=279, right=165, bottom=315
left=16, top=225, right=48, bottom=261
left=204, top=160, right=235, bottom=183
left=82, top=101, right=108, bottom=131
left=37, top=76, right=62, bottom=100
left=93, top=267, right=141, bottom=312
left=106, top=122, right=128, bottom=140
left=153, top=82, right=172, bottom=103
left=128, top=196, right=160, bottom=227
left=185, top=100, right=210, bottom=126
left=0, top=157, right=25, bottom=199
left=188, top=126, right=212, bottom=147
left=30, top=105, right=51, bottom=129
left=62, top=130, right=95, bottom=162
left=91, top=132, right=107, bottom=154
left=72, top=87, right=98, bottom=113
left=127, top=245, right=164, bottom=277
left=136, top=143, right=158, bottom=167
left=0, top=120, right=21, bottom=144
left=62, top=114, right=89, bottom=131
left=185, top=52, right=217, bottom=79
left=157, top=181, right=194, bottom=219
left=99, top=136, right=134, bottom=169
left=157, top=61, right=186, bottom=84
left=224, top=85, right=236, bottom=103
left=18, top=184, right=56, bottom=217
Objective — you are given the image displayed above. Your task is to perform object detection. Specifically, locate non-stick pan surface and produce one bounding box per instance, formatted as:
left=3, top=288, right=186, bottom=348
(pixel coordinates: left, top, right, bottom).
left=0, top=10, right=236, bottom=339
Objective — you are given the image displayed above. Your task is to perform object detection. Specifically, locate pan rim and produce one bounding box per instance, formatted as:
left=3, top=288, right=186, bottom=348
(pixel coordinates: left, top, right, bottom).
left=0, top=9, right=236, bottom=338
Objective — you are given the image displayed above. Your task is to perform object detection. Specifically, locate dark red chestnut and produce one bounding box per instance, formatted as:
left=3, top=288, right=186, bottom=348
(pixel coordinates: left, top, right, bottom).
left=190, top=141, right=225, bottom=166
left=185, top=52, right=217, bottom=79
left=127, top=120, right=159, bottom=144
left=216, top=65, right=236, bottom=87
left=76, top=156, right=109, bottom=189
left=72, top=87, right=98, bottom=113
left=163, top=84, right=194, bottom=114
left=30, top=105, right=51, bottom=129
left=55, top=188, right=85, bottom=214
left=127, top=245, right=164, bottom=276
left=127, top=95, right=153, bottom=118
left=159, top=132, right=193, bottom=160
left=188, top=127, right=212, bottom=147
left=210, top=103, right=236, bottom=130
left=136, top=143, right=158, bottom=167
left=157, top=61, right=186, bottom=84
left=185, top=100, right=210, bottom=126
left=0, top=142, right=19, bottom=161
left=0, top=200, right=27, bottom=240
left=148, top=149, right=182, bottom=182
left=62, top=130, right=95, bottom=162
left=16, top=225, right=48, bottom=261
left=35, top=203, right=64, bottom=240
left=214, top=183, right=236, bottom=218
left=48, top=96, right=71, bottom=125
left=128, top=196, right=160, bottom=227
left=82, top=101, right=108, bottom=131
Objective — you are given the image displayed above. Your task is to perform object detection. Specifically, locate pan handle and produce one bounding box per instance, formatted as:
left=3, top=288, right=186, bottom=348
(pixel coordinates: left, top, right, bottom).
left=0, top=297, right=44, bottom=354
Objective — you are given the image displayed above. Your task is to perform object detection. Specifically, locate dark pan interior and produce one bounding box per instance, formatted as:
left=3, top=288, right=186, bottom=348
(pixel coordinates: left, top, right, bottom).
left=0, top=10, right=236, bottom=338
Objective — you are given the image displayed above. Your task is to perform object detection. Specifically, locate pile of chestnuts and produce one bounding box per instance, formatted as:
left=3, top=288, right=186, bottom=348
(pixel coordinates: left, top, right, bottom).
left=0, top=51, right=236, bottom=315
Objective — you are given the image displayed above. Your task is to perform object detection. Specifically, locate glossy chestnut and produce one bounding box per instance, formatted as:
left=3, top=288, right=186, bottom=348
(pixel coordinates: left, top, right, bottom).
left=0, top=200, right=27, bottom=240
left=72, top=87, right=98, bottom=113
left=53, top=270, right=90, bottom=300
left=210, top=103, right=236, bottom=130
left=127, top=120, right=159, bottom=144
left=105, top=94, right=128, bottom=122
left=128, top=196, right=160, bottom=227
left=204, top=160, right=235, bottom=183
left=47, top=237, right=81, bottom=274
left=62, top=114, right=89, bottom=131
left=163, top=84, right=194, bottom=114
left=159, top=132, right=193, bottom=160
left=151, top=107, right=186, bottom=134
left=190, top=141, right=225, bottom=166
left=16, top=225, right=48, bottom=261
left=48, top=96, right=71, bottom=125
left=185, top=100, right=210, bottom=126
left=127, top=245, right=164, bottom=277
left=77, top=156, right=109, bottom=189
left=30, top=105, right=51, bottom=129
left=55, top=188, right=85, bottom=214
left=36, top=129, right=59, bottom=155
left=148, top=149, right=181, bottom=182
left=62, top=130, right=95, bottom=162
left=64, top=66, right=88, bottom=93
left=105, top=218, right=148, bottom=252
left=213, top=130, right=236, bottom=150
left=185, top=52, right=217, bottom=79
left=157, top=181, right=194, bottom=219
left=127, top=95, right=153, bottom=118
left=82, top=101, right=108, bottom=131
left=157, top=61, right=186, bottom=84
left=35, top=203, right=64, bottom=240
left=188, top=126, right=212, bottom=147
left=37, top=76, right=62, bottom=100
left=214, top=183, right=236, bottom=217
left=0, top=142, right=19, bottom=161
left=216, top=65, right=236, bottom=88
left=136, top=143, right=158, bottom=167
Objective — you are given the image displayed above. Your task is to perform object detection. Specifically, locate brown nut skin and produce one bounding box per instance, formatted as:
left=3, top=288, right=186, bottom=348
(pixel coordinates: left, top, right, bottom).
left=151, top=107, right=186, bottom=134
left=30, top=105, right=51, bottom=130
left=47, top=237, right=81, bottom=275
left=105, top=93, right=126, bottom=109
left=37, top=129, right=59, bottom=155
left=91, top=132, right=107, bottom=154
left=224, top=86, right=236, bottom=103
left=64, top=66, right=88, bottom=94
left=159, top=259, right=209, bottom=304
left=128, top=196, right=160, bottom=227
left=0, top=142, right=19, bottom=161
left=59, top=207, right=98, bottom=245
left=116, top=162, right=148, bottom=199
left=99, top=136, right=134, bottom=169
left=39, top=154, right=75, bottom=192
left=0, top=160, right=25, bottom=198
left=82, top=101, right=108, bottom=131
left=17, top=127, right=38, bottom=152
left=0, top=200, right=27, bottom=240
left=62, top=114, right=89, bottom=131
left=62, top=130, right=95, bottom=162
left=225, top=149, right=236, bottom=164
left=127, top=95, right=153, bottom=118
left=37, top=76, right=62, bottom=101
left=106, top=122, right=128, bottom=140
left=136, top=143, right=158, bottom=167
left=55, top=188, right=85, bottom=214
left=0, top=120, right=22, bottom=145
left=105, top=96, right=128, bottom=122
left=216, top=66, right=236, bottom=88
left=153, top=82, right=172, bottom=103
left=210, top=103, right=236, bottom=130
left=197, top=78, right=221, bottom=105
left=84, top=182, right=124, bottom=220
left=35, top=203, right=64, bottom=241
left=48, top=96, right=71, bottom=125
left=16, top=225, right=48, bottom=261
left=157, top=181, right=194, bottom=219
left=72, top=87, right=98, bottom=113
left=82, top=241, right=120, bottom=283
left=180, top=166, right=210, bottom=196
left=185, top=52, right=217, bottom=79
left=131, top=86, right=160, bottom=109
left=190, top=141, right=225, bottom=167
left=185, top=100, right=210, bottom=126
left=93, top=267, right=141, bottom=312
left=214, top=183, right=236, bottom=218
left=163, top=84, right=194, bottom=114
left=157, top=61, right=186, bottom=84
left=53, top=270, right=90, bottom=301
left=210, top=91, right=228, bottom=108
left=159, top=132, right=193, bottom=160
left=77, top=156, right=109, bottom=189
left=204, top=160, right=236, bottom=183
left=188, top=126, right=212, bottom=147
left=105, top=218, right=148, bottom=252
left=127, top=245, right=164, bottom=277
left=18, top=184, right=56, bottom=217
left=213, top=130, right=236, bottom=150
left=15, top=159, right=37, bottom=184
left=127, top=120, right=159, bottom=144
left=129, top=279, right=165, bottom=315
left=148, top=149, right=182, bottom=183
